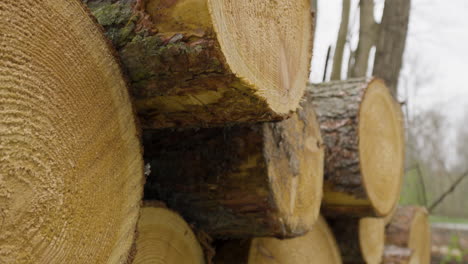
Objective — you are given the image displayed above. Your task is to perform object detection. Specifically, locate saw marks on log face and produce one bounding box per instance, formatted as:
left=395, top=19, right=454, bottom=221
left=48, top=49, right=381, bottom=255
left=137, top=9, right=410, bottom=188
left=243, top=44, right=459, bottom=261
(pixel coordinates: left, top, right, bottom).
left=408, top=209, right=430, bottom=264
left=248, top=216, right=342, bottom=264
left=359, top=79, right=404, bottom=216
left=133, top=206, right=205, bottom=264
left=264, top=103, right=324, bottom=236
left=0, top=0, right=143, bottom=263
left=209, top=0, right=312, bottom=114
left=359, top=218, right=385, bottom=264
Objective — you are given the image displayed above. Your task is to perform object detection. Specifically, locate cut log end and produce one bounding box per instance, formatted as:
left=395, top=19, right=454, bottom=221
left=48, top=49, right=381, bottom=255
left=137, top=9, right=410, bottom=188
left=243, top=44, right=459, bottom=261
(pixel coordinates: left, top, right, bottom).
left=87, top=0, right=314, bottom=128
left=312, top=78, right=404, bottom=217
left=359, top=79, right=405, bottom=216
left=208, top=0, right=313, bottom=115
left=0, top=0, right=143, bottom=263
left=359, top=218, right=386, bottom=264
left=133, top=205, right=205, bottom=264
left=143, top=103, right=324, bottom=238
left=265, top=105, right=324, bottom=235
left=384, top=206, right=431, bottom=264
left=407, top=208, right=431, bottom=264
left=214, top=216, right=342, bottom=264
left=249, top=216, right=342, bottom=264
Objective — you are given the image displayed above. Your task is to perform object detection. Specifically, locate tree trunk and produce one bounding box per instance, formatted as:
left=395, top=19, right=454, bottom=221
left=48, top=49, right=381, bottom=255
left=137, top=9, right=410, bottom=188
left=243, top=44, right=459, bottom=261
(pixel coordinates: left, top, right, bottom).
left=331, top=0, right=351, bottom=80
left=143, top=100, right=324, bottom=238
left=213, top=216, right=342, bottom=264
left=328, top=217, right=385, bottom=264
left=383, top=206, right=431, bottom=264
left=0, top=0, right=144, bottom=263
left=83, top=0, right=314, bottom=128
left=349, top=0, right=379, bottom=78
left=373, top=0, right=411, bottom=97
left=308, top=78, right=404, bottom=217
left=132, top=202, right=205, bottom=264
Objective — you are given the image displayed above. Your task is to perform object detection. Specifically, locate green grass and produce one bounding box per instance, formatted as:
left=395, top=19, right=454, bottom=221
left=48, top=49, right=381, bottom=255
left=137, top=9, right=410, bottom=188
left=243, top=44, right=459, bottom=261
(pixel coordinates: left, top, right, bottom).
left=430, top=215, right=468, bottom=224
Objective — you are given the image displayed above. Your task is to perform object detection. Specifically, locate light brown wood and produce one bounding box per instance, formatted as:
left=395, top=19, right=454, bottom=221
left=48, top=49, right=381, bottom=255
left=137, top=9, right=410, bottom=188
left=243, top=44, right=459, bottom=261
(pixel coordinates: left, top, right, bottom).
left=85, top=0, right=314, bottom=128
left=328, top=217, right=385, bottom=264
left=308, top=78, right=404, bottom=217
left=143, top=101, right=324, bottom=238
left=133, top=204, right=205, bottom=264
left=0, top=0, right=144, bottom=263
left=214, top=216, right=342, bottom=264
left=384, top=206, right=431, bottom=264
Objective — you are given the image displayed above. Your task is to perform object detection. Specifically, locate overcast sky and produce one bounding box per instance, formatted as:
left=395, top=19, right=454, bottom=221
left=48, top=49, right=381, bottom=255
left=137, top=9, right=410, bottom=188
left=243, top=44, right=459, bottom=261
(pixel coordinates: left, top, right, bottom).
left=310, top=0, right=468, bottom=124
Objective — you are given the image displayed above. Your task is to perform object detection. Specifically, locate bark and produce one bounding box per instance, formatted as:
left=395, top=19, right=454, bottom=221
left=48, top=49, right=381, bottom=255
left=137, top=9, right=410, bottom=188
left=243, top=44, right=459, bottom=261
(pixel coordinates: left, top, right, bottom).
left=328, top=217, right=385, bottom=264
left=83, top=0, right=313, bottom=128
left=213, top=216, right=342, bottom=264
left=373, top=0, right=411, bottom=97
left=0, top=0, right=144, bottom=262
left=143, top=101, right=324, bottom=238
left=384, top=206, right=431, bottom=264
left=308, top=78, right=404, bottom=217
left=349, top=0, right=379, bottom=78
left=331, top=0, right=351, bottom=80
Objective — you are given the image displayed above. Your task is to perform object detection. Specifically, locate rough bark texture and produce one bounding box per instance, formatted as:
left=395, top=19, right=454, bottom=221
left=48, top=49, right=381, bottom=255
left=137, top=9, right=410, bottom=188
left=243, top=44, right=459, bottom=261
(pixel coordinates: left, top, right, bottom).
left=308, top=79, right=368, bottom=215
left=373, top=0, right=411, bottom=97
left=328, top=217, right=385, bottom=264
left=143, top=103, right=323, bottom=238
left=331, top=0, right=351, bottom=80
left=349, top=0, right=379, bottom=78
left=308, top=78, right=404, bottom=217
left=328, top=218, right=365, bottom=264
left=384, top=206, right=431, bottom=264
left=83, top=0, right=313, bottom=128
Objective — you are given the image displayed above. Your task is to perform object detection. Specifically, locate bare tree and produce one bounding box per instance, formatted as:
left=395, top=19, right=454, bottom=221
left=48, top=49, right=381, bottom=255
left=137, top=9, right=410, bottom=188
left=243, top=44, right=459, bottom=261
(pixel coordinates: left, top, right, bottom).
left=331, top=0, right=411, bottom=97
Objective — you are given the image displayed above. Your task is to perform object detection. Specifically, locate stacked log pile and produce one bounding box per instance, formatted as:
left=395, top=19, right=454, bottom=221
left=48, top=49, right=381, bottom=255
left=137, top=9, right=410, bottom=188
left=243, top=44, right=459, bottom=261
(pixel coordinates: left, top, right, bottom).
left=0, top=0, right=431, bottom=263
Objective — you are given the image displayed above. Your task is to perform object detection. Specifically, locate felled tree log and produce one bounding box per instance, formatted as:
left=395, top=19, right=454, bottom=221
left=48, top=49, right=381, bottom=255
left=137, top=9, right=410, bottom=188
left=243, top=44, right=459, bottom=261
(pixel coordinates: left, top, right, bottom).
left=84, top=0, right=314, bottom=128
left=143, top=101, right=324, bottom=238
left=132, top=203, right=205, bottom=264
left=213, top=216, right=342, bottom=264
left=0, top=0, right=144, bottom=263
left=328, top=217, right=385, bottom=264
left=308, top=78, right=405, bottom=217
left=383, top=206, right=431, bottom=264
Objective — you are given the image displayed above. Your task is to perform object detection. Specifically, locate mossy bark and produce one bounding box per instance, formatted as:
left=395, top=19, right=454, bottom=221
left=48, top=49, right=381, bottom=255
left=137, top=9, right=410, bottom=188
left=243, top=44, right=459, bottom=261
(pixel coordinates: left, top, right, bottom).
left=84, top=0, right=306, bottom=128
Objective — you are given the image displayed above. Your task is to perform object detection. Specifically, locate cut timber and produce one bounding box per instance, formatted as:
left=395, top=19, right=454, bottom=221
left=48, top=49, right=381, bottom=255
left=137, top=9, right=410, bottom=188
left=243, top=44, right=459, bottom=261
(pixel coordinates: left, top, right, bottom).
left=0, top=0, right=143, bottom=263
left=213, top=216, right=342, bottom=264
left=383, top=206, right=431, bottom=264
left=84, top=0, right=314, bottom=128
left=143, top=101, right=324, bottom=238
left=328, top=217, right=385, bottom=264
left=133, top=204, right=205, bottom=264
left=308, top=78, right=404, bottom=217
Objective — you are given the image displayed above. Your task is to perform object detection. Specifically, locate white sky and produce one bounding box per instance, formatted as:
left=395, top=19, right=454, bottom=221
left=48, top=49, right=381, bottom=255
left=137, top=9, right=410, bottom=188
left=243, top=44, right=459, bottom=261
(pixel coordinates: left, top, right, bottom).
left=310, top=0, right=468, bottom=124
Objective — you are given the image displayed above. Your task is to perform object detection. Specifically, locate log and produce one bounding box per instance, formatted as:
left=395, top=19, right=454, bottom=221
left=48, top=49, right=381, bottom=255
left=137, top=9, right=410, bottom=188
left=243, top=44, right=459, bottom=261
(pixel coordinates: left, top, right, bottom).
left=143, top=101, right=324, bottom=238
left=132, top=203, right=205, bottom=264
left=84, top=0, right=314, bottom=128
left=213, top=216, right=342, bottom=264
left=308, top=78, right=405, bottom=217
left=383, top=206, right=431, bottom=264
left=0, top=0, right=144, bottom=263
left=328, top=217, right=386, bottom=264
